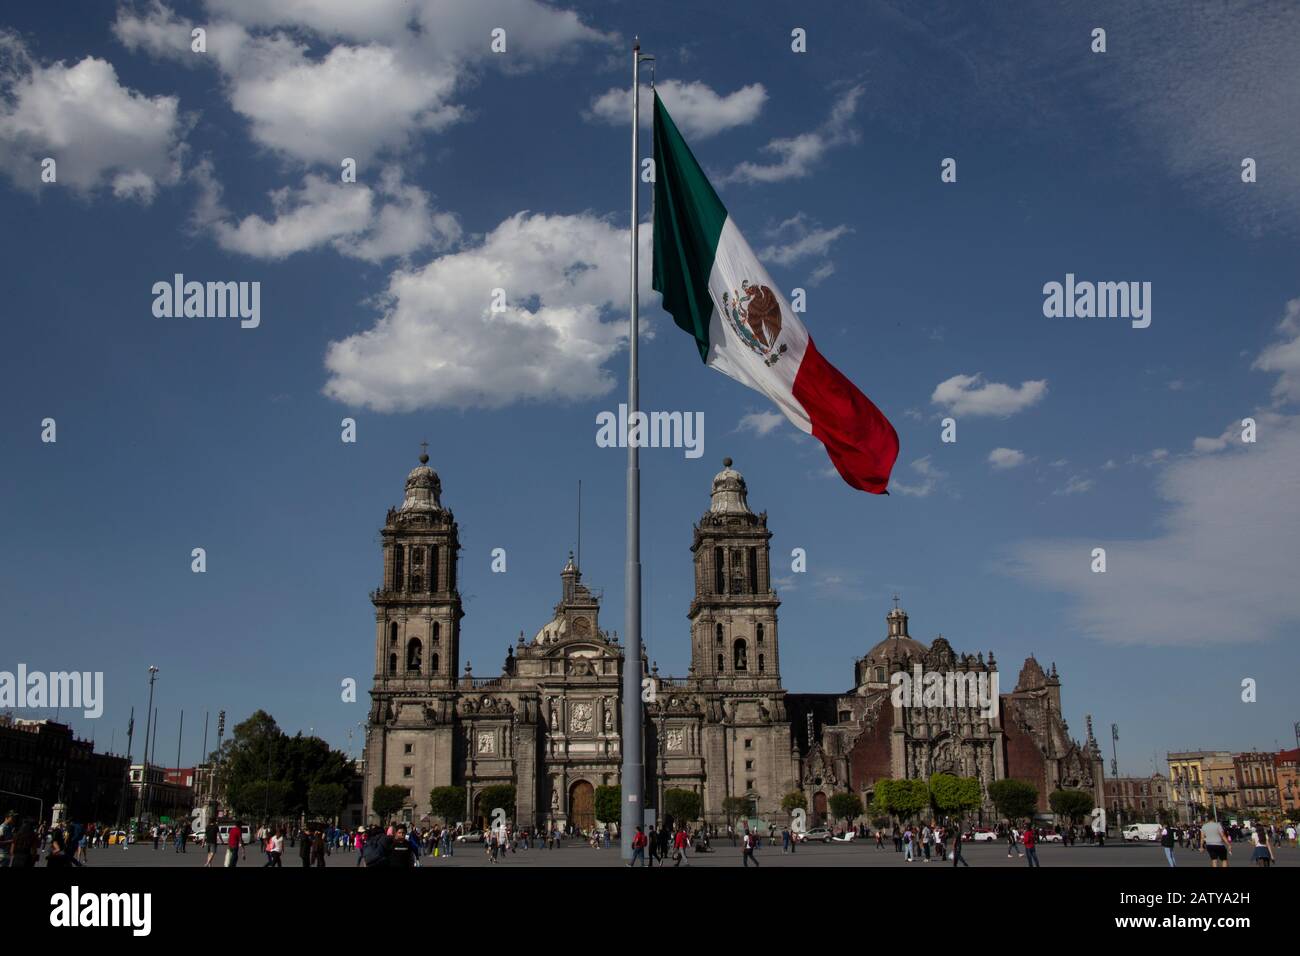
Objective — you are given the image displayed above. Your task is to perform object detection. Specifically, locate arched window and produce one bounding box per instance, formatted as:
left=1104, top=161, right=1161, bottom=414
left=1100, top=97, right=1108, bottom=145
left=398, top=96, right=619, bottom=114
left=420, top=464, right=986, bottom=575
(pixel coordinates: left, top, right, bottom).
left=430, top=546, right=439, bottom=591
left=714, top=547, right=725, bottom=593
left=390, top=622, right=399, bottom=644
left=875, top=667, right=885, bottom=683
left=388, top=653, right=397, bottom=674
left=715, top=623, right=723, bottom=645
left=756, top=623, right=764, bottom=644
left=393, top=546, right=405, bottom=591
left=431, top=653, right=439, bottom=673
left=432, top=621, right=440, bottom=643
left=733, top=639, right=748, bottom=671
left=406, top=638, right=422, bottom=672
left=717, top=653, right=725, bottom=671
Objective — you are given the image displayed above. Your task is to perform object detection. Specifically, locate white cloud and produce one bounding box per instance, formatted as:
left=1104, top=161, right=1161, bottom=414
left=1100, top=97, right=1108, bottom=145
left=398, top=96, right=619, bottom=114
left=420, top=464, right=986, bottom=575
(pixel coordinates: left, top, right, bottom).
left=193, top=163, right=458, bottom=262
left=0, top=31, right=186, bottom=200
left=1011, top=413, right=1300, bottom=645
left=1011, top=292, right=1300, bottom=645
left=757, top=214, right=852, bottom=266
left=114, top=1, right=614, bottom=165
left=1253, top=298, right=1300, bottom=403
left=892, top=455, right=945, bottom=497
left=722, top=85, right=863, bottom=185
left=1052, top=475, right=1094, bottom=496
left=988, top=447, right=1026, bottom=470
left=322, top=212, right=651, bottom=411
left=587, top=79, right=767, bottom=140
left=931, top=373, right=1048, bottom=417
left=736, top=410, right=784, bottom=437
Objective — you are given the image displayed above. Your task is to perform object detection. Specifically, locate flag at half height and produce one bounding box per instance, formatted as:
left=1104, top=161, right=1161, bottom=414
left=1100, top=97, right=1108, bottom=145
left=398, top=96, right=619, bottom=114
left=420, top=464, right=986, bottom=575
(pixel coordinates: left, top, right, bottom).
left=651, top=92, right=899, bottom=493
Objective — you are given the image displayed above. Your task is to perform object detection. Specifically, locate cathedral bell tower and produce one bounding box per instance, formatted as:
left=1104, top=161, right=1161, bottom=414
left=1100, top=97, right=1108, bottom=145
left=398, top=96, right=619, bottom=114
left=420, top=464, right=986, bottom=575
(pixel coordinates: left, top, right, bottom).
left=687, top=458, right=781, bottom=688
left=372, top=449, right=463, bottom=693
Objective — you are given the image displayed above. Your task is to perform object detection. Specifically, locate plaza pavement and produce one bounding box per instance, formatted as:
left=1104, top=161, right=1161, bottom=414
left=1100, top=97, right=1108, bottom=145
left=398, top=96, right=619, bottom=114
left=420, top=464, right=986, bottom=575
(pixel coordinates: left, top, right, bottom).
left=71, top=840, right=1296, bottom=868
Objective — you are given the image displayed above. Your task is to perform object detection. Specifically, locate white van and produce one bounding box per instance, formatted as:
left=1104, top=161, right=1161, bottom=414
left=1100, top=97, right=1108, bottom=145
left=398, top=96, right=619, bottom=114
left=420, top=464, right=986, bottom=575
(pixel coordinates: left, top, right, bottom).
left=1123, top=823, right=1161, bottom=842
left=218, top=823, right=254, bottom=846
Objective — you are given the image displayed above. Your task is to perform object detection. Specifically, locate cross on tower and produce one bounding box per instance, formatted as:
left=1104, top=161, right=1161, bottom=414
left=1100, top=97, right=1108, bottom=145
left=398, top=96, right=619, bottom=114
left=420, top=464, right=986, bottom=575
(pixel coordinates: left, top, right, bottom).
left=892, top=593, right=900, bottom=610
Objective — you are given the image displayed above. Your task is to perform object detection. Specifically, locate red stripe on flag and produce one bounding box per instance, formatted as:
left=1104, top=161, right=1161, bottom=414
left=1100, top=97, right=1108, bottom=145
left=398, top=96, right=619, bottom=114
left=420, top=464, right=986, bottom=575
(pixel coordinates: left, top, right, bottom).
left=791, top=337, right=899, bottom=494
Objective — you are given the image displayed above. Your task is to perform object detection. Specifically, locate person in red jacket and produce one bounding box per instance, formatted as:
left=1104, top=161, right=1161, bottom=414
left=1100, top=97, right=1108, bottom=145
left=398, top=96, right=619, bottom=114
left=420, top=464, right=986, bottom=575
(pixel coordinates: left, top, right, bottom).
left=673, top=827, right=691, bottom=866
left=1022, top=824, right=1040, bottom=867
left=225, top=824, right=242, bottom=868
left=629, top=825, right=648, bottom=867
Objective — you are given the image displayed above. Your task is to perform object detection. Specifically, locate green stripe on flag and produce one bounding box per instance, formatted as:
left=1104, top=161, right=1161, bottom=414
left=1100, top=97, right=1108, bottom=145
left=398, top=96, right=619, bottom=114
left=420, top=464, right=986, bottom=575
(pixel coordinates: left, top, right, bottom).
left=652, top=92, right=727, bottom=363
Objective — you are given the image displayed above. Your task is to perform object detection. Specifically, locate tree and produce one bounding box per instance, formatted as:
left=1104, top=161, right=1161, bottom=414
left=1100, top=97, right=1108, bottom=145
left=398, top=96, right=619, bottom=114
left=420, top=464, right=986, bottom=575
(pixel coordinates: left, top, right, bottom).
left=829, top=792, right=864, bottom=826
left=372, top=785, right=408, bottom=823
left=428, top=786, right=466, bottom=824
left=721, top=796, right=750, bottom=825
left=780, top=791, right=807, bottom=815
left=477, top=784, right=516, bottom=823
left=872, top=779, right=929, bottom=826
left=664, top=788, right=702, bottom=823
left=230, top=779, right=291, bottom=820
left=307, top=782, right=346, bottom=822
left=594, top=786, right=621, bottom=824
left=930, top=774, right=982, bottom=821
left=1048, top=788, right=1094, bottom=824
left=989, top=779, right=1039, bottom=823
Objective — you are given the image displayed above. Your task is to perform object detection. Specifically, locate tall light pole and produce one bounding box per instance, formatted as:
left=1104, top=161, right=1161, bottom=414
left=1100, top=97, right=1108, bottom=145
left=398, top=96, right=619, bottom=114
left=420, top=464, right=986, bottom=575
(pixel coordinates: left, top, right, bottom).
left=141, top=666, right=158, bottom=823
left=1110, top=724, right=1120, bottom=835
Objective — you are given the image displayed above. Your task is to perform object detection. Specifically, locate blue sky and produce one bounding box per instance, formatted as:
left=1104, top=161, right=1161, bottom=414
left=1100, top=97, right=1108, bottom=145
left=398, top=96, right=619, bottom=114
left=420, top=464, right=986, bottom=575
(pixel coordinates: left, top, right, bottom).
left=2, top=1, right=1298, bottom=775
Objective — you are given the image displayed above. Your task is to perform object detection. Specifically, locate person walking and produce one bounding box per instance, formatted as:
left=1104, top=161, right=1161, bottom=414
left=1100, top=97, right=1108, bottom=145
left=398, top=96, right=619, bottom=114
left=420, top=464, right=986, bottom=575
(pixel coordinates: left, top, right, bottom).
left=1007, top=825, right=1022, bottom=858
left=921, top=823, right=932, bottom=862
left=225, top=823, right=242, bottom=868
left=1250, top=826, right=1275, bottom=867
left=298, top=828, right=313, bottom=868
left=951, top=825, right=969, bottom=867
left=1201, top=817, right=1231, bottom=868
left=264, top=828, right=283, bottom=867
left=629, top=825, right=647, bottom=867
left=1023, top=824, right=1040, bottom=867
left=742, top=827, right=760, bottom=867
left=673, top=826, right=691, bottom=866
left=875, top=829, right=884, bottom=850
left=903, top=826, right=914, bottom=863
left=1160, top=824, right=1176, bottom=867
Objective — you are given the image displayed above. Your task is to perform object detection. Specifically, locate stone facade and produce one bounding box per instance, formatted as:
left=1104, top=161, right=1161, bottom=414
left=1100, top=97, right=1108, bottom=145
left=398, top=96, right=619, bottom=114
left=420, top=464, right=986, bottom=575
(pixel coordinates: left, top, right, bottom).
left=364, top=453, right=1102, bottom=829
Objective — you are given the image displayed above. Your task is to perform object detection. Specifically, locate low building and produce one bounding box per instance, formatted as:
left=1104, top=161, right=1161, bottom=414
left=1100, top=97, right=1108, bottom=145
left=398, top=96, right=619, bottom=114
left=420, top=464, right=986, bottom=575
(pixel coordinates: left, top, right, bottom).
left=1233, top=751, right=1279, bottom=819
left=1104, top=774, right=1171, bottom=823
left=129, top=763, right=194, bottom=825
left=0, top=715, right=128, bottom=825
left=1273, top=749, right=1299, bottom=818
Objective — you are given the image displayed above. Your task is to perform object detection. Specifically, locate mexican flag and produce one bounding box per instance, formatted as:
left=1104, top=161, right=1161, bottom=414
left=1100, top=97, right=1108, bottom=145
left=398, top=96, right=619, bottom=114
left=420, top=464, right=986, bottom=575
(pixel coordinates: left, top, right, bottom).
left=651, top=92, right=899, bottom=494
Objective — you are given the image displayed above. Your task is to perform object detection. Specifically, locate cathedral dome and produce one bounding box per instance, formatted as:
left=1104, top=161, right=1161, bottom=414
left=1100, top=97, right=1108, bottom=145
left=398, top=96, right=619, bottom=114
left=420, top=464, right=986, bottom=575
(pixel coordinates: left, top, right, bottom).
left=864, top=603, right=927, bottom=662
left=864, top=634, right=929, bottom=663
left=400, top=451, right=442, bottom=513
left=709, top=457, right=752, bottom=515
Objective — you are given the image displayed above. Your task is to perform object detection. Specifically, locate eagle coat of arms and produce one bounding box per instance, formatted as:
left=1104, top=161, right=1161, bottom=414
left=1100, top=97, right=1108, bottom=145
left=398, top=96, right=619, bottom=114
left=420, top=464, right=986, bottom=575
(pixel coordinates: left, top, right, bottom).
left=722, top=280, right=788, bottom=367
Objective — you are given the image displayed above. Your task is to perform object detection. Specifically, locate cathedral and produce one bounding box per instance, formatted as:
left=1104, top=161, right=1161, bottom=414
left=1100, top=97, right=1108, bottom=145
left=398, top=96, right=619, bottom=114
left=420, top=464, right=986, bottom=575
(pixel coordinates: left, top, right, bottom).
left=363, top=453, right=1105, bottom=830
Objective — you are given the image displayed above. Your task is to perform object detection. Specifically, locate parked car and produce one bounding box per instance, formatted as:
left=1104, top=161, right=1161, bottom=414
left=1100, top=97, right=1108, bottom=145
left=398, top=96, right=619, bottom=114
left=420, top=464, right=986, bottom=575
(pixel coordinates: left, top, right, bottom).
left=796, top=826, right=833, bottom=843
left=455, top=829, right=485, bottom=843
left=1039, top=831, right=1064, bottom=843
left=965, top=827, right=998, bottom=842
left=831, top=831, right=857, bottom=843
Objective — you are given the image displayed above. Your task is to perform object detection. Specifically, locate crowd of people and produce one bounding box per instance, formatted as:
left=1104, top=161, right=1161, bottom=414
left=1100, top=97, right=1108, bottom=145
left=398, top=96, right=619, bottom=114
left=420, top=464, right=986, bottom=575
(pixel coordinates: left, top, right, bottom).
left=2, top=807, right=1294, bottom=867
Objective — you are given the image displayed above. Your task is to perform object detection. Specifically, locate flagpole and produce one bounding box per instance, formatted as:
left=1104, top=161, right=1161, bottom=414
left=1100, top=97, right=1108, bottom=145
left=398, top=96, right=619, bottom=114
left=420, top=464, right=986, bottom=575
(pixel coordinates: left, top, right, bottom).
left=621, top=36, right=646, bottom=860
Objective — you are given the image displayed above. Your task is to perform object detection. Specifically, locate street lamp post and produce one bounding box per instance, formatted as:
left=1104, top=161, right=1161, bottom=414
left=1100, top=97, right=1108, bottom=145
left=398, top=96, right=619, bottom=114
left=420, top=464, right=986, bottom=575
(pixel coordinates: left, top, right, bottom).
left=141, top=666, right=159, bottom=825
